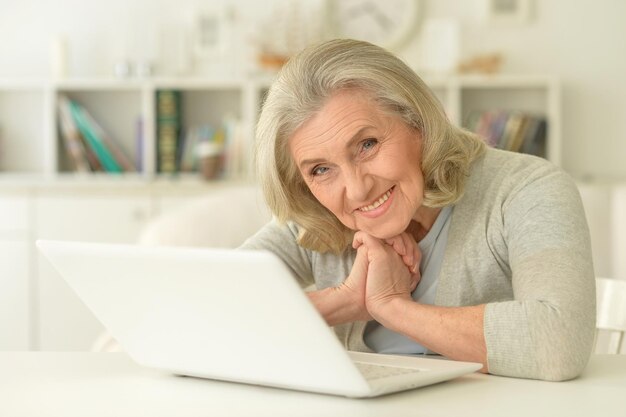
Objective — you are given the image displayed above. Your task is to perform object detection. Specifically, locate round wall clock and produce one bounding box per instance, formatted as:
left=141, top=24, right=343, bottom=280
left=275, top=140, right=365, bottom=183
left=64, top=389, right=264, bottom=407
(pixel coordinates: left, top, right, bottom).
left=326, top=0, right=420, bottom=51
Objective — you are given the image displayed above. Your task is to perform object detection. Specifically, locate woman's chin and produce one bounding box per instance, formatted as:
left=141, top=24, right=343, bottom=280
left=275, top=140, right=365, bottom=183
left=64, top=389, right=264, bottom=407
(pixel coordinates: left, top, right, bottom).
left=357, top=226, right=406, bottom=241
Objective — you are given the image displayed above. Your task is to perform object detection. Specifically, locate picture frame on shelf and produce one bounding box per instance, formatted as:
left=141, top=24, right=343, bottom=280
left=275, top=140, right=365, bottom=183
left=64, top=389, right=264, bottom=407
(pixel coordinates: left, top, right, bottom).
left=191, top=7, right=232, bottom=59
left=486, top=0, right=532, bottom=25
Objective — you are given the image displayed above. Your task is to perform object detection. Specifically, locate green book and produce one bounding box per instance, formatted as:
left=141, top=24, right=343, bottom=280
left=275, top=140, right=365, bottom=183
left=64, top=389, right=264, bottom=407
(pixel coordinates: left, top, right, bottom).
left=156, top=90, right=182, bottom=174
left=68, top=100, right=122, bottom=173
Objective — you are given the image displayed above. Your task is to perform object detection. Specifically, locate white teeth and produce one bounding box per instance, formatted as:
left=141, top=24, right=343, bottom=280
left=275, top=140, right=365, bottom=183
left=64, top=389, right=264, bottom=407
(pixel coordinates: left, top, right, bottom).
left=359, top=189, right=392, bottom=212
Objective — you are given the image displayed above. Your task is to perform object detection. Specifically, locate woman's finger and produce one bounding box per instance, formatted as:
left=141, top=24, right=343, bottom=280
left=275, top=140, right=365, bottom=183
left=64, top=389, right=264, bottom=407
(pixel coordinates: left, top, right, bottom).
left=400, top=233, right=415, bottom=269
left=382, top=233, right=421, bottom=273
left=384, top=235, right=407, bottom=256
left=352, top=231, right=365, bottom=249
left=412, top=244, right=421, bottom=273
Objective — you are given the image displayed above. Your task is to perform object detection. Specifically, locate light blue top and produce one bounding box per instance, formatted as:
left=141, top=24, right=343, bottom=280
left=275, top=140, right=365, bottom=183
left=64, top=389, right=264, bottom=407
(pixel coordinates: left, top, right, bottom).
left=363, top=205, right=453, bottom=354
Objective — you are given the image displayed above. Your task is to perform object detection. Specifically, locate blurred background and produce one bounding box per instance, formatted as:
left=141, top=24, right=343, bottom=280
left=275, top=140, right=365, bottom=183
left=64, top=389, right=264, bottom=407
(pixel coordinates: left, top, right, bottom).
left=0, top=0, right=624, bottom=352
left=1, top=0, right=625, bottom=178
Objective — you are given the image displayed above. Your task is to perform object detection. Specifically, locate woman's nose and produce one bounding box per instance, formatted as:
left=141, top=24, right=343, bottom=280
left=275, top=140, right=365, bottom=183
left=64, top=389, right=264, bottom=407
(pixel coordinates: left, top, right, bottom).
left=344, top=169, right=373, bottom=203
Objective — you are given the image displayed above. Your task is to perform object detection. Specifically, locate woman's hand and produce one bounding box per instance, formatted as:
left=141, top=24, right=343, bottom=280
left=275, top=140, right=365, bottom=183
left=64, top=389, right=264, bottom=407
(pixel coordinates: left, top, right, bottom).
left=352, top=231, right=421, bottom=318
left=384, top=233, right=422, bottom=278
left=306, top=245, right=373, bottom=325
left=337, top=245, right=373, bottom=322
left=307, top=231, right=420, bottom=326
left=353, top=231, right=421, bottom=292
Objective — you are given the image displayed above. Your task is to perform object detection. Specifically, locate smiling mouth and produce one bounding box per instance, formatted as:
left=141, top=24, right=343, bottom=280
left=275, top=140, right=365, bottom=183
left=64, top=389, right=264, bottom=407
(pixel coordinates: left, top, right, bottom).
left=357, top=187, right=394, bottom=212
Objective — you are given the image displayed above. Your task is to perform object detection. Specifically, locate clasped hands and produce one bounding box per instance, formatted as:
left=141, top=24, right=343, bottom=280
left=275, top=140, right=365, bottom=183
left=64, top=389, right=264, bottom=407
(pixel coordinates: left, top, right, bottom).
left=341, top=231, right=421, bottom=322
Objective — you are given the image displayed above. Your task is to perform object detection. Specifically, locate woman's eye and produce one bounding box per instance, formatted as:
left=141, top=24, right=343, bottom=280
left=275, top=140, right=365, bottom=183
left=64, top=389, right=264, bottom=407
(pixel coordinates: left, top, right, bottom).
left=362, top=138, right=378, bottom=151
left=311, top=166, right=329, bottom=176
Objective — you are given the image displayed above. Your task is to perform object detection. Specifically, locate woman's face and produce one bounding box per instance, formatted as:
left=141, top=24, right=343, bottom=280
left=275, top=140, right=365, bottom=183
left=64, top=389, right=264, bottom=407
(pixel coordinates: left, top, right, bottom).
left=289, top=89, right=426, bottom=240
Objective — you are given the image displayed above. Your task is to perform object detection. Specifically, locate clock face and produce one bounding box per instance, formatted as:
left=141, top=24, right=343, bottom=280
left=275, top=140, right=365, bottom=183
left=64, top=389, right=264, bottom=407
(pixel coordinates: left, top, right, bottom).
left=328, top=0, right=419, bottom=50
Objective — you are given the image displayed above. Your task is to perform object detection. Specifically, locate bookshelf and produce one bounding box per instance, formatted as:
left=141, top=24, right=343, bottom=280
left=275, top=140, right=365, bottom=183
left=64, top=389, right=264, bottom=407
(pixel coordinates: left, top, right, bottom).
left=0, top=81, right=48, bottom=175
left=0, top=77, right=272, bottom=182
left=0, top=74, right=560, bottom=183
left=426, top=74, right=561, bottom=165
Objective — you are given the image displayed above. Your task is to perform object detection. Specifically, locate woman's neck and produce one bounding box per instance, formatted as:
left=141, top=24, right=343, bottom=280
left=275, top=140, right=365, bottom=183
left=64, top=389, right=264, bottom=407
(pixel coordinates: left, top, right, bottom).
left=408, top=206, right=442, bottom=242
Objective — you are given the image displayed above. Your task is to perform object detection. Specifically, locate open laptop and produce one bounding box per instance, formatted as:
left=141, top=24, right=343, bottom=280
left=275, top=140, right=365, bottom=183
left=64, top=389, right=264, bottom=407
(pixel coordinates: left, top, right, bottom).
left=36, top=239, right=481, bottom=398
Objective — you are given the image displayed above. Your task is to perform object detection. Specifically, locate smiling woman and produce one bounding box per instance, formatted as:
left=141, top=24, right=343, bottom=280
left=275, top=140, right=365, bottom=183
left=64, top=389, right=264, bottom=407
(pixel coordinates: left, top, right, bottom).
left=241, top=39, right=596, bottom=382
left=289, top=88, right=430, bottom=241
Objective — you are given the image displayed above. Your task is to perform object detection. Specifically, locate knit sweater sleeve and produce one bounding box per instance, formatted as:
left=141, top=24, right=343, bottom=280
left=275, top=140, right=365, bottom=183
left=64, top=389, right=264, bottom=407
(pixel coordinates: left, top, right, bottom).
left=239, top=219, right=315, bottom=289
left=483, top=161, right=596, bottom=381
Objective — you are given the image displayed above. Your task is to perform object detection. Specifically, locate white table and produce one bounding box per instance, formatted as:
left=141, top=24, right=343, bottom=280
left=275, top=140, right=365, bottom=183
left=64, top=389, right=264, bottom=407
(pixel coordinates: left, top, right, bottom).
left=2, top=353, right=625, bottom=417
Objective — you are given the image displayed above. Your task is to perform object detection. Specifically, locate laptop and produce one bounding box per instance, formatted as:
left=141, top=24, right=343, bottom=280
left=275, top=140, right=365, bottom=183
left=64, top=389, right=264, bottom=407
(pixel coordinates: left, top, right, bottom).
left=36, top=239, right=482, bottom=398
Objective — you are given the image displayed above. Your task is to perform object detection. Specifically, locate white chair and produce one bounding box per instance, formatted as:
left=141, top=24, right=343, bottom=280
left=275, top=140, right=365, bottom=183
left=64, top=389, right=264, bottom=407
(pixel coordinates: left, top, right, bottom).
left=596, top=277, right=626, bottom=354
left=92, top=184, right=273, bottom=352
left=138, top=185, right=272, bottom=248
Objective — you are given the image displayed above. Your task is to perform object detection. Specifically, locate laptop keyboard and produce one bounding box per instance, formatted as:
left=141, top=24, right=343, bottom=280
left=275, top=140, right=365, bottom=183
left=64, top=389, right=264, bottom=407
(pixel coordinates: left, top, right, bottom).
left=354, top=362, right=420, bottom=380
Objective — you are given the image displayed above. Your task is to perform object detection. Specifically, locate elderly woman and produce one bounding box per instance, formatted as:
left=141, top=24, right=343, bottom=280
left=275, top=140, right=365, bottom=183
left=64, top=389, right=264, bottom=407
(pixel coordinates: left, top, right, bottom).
left=241, top=39, right=595, bottom=381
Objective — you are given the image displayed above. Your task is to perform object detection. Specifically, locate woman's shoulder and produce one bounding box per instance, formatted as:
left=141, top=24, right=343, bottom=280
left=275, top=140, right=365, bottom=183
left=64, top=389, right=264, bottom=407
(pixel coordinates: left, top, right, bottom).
left=458, top=147, right=579, bottom=212
left=483, top=147, right=557, bottom=175
left=240, top=218, right=301, bottom=249
left=474, top=148, right=569, bottom=190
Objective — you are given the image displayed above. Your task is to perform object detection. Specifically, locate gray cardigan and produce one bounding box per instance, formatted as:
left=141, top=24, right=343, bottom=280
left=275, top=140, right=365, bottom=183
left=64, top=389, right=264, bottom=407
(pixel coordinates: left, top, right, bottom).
left=241, top=148, right=596, bottom=381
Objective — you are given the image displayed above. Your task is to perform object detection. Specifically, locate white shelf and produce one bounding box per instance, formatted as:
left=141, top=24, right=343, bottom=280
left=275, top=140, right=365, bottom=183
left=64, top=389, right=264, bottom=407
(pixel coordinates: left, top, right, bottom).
left=0, top=79, right=47, bottom=90
left=53, top=78, right=145, bottom=90
left=416, top=74, right=561, bottom=166
left=457, top=74, right=557, bottom=88
left=0, top=74, right=561, bottom=182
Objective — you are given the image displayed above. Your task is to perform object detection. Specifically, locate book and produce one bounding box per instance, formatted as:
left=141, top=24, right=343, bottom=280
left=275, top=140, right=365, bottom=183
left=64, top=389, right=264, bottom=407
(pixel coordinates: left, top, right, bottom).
left=179, top=124, right=215, bottom=173
left=499, top=112, right=524, bottom=151
left=508, top=115, right=529, bottom=153
left=57, top=96, right=91, bottom=173
left=520, top=117, right=548, bottom=157
left=135, top=117, right=144, bottom=173
left=463, top=110, right=482, bottom=135
left=81, top=109, right=136, bottom=172
left=156, top=90, right=181, bottom=174
left=68, top=100, right=123, bottom=173
left=221, top=116, right=246, bottom=179
left=471, top=110, right=492, bottom=145
left=466, top=110, right=548, bottom=159
left=59, top=100, right=103, bottom=172
left=80, top=134, right=104, bottom=172
left=490, top=111, right=510, bottom=149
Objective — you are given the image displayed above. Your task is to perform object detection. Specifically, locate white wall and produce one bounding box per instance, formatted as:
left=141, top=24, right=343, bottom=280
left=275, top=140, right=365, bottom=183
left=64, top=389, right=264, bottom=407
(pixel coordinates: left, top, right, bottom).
left=1, top=0, right=624, bottom=180
left=1, top=0, right=624, bottom=278
left=409, top=0, right=626, bottom=182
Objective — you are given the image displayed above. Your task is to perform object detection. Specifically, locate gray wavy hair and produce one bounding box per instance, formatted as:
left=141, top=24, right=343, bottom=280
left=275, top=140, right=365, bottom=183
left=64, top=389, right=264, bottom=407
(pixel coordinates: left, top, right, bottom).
left=255, top=39, right=485, bottom=254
